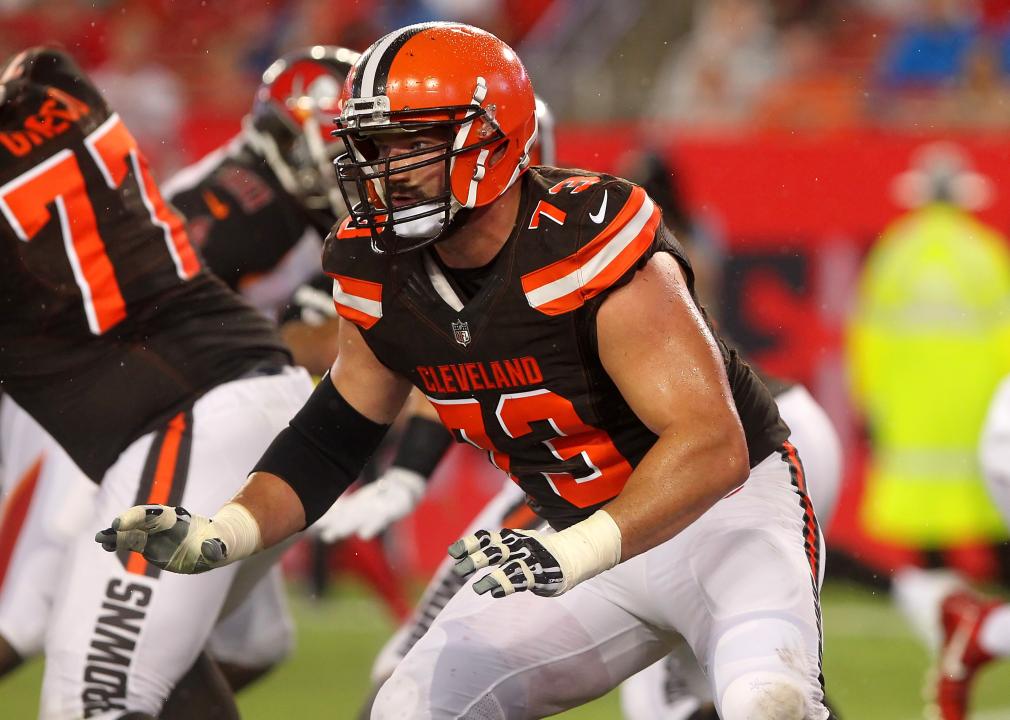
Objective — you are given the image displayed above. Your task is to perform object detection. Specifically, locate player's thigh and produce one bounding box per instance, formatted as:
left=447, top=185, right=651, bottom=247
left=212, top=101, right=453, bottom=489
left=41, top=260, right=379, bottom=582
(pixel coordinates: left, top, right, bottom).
left=41, top=370, right=311, bottom=718
left=373, top=567, right=673, bottom=720
left=0, top=398, right=96, bottom=660
left=776, top=385, right=842, bottom=531
left=657, top=450, right=827, bottom=720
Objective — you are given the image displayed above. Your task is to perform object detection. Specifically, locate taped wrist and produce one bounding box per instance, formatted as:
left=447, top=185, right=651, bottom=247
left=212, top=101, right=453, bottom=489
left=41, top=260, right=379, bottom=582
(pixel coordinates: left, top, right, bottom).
left=391, top=415, right=452, bottom=478
left=210, top=503, right=262, bottom=563
left=251, top=374, right=390, bottom=526
left=534, top=510, right=623, bottom=593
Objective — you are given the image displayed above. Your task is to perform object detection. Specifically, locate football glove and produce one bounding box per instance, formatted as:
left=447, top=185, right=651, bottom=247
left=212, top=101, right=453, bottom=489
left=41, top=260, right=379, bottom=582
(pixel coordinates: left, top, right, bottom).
left=313, top=467, right=426, bottom=542
left=448, top=528, right=565, bottom=598
left=95, top=504, right=254, bottom=574
left=448, top=510, right=623, bottom=599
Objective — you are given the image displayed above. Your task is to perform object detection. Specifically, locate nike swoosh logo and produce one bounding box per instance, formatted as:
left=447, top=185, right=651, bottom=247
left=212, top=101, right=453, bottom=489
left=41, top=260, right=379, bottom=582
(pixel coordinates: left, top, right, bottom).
left=589, top=190, right=607, bottom=224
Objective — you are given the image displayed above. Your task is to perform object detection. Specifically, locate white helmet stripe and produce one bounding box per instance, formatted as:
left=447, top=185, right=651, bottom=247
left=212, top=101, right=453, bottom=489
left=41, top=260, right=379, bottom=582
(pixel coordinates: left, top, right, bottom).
left=360, top=28, right=410, bottom=97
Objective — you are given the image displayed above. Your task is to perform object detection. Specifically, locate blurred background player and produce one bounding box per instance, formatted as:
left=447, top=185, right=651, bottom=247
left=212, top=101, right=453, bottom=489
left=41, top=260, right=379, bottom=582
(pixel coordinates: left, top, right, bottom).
left=927, top=372, right=1010, bottom=720
left=846, top=141, right=1010, bottom=720
left=847, top=144, right=1010, bottom=644
left=0, top=48, right=312, bottom=718
left=163, top=45, right=359, bottom=363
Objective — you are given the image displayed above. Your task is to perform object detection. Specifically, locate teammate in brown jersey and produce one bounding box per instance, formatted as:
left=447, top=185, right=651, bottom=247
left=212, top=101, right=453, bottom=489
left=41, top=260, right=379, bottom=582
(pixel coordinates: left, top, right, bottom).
left=0, top=48, right=313, bottom=719
left=103, top=23, right=833, bottom=720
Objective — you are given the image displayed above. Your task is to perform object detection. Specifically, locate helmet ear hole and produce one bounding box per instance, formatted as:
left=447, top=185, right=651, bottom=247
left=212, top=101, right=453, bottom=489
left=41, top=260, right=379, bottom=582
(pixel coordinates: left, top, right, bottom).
left=487, top=138, right=510, bottom=167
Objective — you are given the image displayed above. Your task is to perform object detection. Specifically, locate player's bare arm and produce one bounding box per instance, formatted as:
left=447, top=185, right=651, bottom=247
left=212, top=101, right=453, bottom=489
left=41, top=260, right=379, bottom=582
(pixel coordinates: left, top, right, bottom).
left=97, top=317, right=413, bottom=571
left=236, top=316, right=412, bottom=546
left=596, top=251, right=749, bottom=560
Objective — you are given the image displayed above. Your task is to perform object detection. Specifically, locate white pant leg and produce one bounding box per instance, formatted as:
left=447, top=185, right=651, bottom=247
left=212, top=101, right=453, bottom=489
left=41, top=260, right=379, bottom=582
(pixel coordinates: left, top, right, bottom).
left=370, top=480, right=531, bottom=685
left=372, top=566, right=674, bottom=720
left=374, top=449, right=827, bottom=720
left=618, top=385, right=839, bottom=719
left=40, top=368, right=311, bottom=720
left=0, top=398, right=97, bottom=658
left=980, top=375, right=1010, bottom=524
left=646, top=449, right=826, bottom=720
left=776, top=385, right=843, bottom=533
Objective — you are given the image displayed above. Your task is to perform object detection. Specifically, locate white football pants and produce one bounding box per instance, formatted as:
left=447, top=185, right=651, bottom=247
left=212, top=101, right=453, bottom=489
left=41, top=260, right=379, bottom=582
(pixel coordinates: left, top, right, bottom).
left=5, top=368, right=312, bottom=719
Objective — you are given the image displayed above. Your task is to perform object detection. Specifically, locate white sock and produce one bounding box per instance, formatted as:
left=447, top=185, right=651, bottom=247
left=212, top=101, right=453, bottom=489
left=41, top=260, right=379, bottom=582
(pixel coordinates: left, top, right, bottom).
left=892, top=567, right=965, bottom=651
left=979, top=605, right=1010, bottom=658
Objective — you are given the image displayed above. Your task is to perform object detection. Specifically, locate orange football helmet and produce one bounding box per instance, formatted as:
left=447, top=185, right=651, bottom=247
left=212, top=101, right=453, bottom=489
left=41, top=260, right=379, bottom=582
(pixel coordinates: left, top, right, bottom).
left=332, top=22, right=538, bottom=253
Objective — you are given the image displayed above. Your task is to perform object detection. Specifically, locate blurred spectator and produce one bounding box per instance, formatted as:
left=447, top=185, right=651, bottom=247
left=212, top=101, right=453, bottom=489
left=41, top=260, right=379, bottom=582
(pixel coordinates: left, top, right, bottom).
left=91, top=4, right=184, bottom=175
left=280, top=0, right=385, bottom=53
left=649, top=0, right=781, bottom=129
left=877, top=0, right=979, bottom=89
left=940, top=39, right=1010, bottom=128
left=755, top=21, right=862, bottom=131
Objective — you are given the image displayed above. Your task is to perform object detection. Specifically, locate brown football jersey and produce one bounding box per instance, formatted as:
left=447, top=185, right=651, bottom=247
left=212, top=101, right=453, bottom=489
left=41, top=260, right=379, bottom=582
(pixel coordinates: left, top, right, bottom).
left=0, top=49, right=288, bottom=480
left=323, top=167, right=787, bottom=528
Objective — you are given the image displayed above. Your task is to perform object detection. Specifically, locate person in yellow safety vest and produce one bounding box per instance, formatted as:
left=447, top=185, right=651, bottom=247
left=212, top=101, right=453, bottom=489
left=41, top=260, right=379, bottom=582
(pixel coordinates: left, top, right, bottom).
left=848, top=142, right=1010, bottom=548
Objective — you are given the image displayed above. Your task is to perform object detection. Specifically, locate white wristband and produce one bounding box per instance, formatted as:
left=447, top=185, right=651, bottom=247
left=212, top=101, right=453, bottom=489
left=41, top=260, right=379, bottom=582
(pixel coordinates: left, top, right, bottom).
left=537, top=510, right=623, bottom=593
left=211, top=502, right=263, bottom=563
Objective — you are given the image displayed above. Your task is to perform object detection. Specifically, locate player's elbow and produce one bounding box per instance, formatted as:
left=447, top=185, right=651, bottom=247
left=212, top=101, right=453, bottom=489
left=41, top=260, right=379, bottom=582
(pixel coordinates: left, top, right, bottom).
left=713, top=421, right=750, bottom=494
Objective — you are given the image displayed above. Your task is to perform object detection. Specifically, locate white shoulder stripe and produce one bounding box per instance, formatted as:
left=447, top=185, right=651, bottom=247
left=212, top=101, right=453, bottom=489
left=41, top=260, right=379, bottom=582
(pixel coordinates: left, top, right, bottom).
left=525, top=195, right=655, bottom=309
left=360, top=29, right=408, bottom=96
left=333, top=279, right=382, bottom=319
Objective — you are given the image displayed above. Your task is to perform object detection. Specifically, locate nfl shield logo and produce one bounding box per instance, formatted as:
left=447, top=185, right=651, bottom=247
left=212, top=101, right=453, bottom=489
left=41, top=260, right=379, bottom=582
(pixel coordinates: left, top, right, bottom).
left=452, top=319, right=471, bottom=347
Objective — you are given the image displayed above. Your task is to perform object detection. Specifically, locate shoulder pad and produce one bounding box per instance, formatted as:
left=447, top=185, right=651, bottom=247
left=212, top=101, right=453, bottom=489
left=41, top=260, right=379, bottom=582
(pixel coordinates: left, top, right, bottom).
left=321, top=221, right=386, bottom=330
left=521, top=174, right=662, bottom=316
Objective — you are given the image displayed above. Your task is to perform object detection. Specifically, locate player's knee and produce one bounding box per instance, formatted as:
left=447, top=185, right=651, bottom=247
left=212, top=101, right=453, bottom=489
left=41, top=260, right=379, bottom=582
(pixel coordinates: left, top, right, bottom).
left=372, top=671, right=426, bottom=719
left=719, top=671, right=805, bottom=720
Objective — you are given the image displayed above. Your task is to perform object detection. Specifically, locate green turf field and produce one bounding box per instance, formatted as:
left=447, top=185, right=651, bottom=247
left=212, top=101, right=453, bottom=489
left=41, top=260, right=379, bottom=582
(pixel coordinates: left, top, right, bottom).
left=3, top=581, right=1009, bottom=718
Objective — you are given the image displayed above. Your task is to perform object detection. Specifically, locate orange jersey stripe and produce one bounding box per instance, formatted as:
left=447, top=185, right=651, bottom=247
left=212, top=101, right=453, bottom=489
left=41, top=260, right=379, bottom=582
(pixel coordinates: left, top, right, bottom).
left=522, top=186, right=660, bottom=316
left=0, top=455, right=43, bottom=592
left=126, top=413, right=186, bottom=576
left=502, top=502, right=539, bottom=531
left=331, top=273, right=382, bottom=329
left=783, top=440, right=820, bottom=584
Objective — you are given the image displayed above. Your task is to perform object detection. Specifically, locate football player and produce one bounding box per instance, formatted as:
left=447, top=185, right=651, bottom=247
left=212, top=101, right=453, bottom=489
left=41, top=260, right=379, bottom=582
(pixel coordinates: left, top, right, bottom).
left=0, top=43, right=396, bottom=698
left=101, top=23, right=833, bottom=719
left=921, top=374, right=1010, bottom=720
left=164, top=45, right=356, bottom=321
left=0, top=48, right=314, bottom=719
